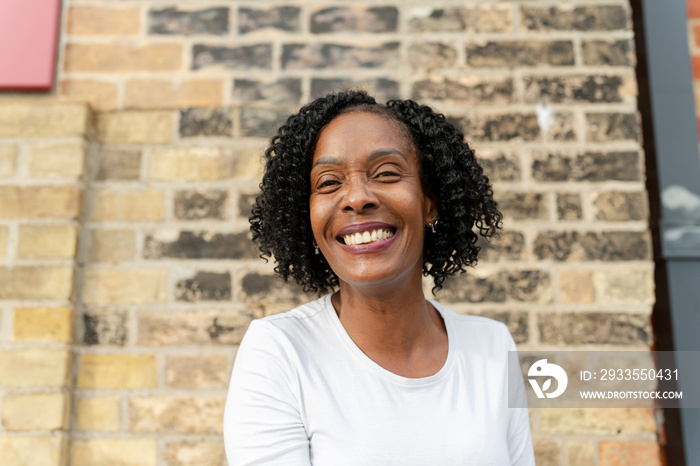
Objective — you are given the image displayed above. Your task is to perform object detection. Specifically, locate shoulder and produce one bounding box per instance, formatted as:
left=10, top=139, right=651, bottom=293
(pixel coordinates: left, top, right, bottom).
left=432, top=301, right=517, bottom=354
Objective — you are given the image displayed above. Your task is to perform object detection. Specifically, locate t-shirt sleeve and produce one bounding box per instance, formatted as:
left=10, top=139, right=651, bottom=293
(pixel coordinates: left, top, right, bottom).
left=223, top=319, right=311, bottom=466
left=505, top=331, right=536, bottom=466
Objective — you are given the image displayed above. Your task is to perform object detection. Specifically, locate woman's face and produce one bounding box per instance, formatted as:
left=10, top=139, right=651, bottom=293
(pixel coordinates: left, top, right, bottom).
left=309, top=111, right=436, bottom=291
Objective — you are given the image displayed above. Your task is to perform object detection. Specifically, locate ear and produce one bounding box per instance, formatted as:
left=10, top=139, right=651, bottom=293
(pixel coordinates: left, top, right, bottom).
left=423, top=188, right=438, bottom=223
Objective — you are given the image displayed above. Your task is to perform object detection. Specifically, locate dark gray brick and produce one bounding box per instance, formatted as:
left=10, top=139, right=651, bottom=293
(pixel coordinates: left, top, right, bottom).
left=531, top=151, right=641, bottom=182
left=240, top=107, right=291, bottom=138
left=586, top=113, right=639, bottom=142
left=192, top=44, right=272, bottom=71
left=149, top=7, right=229, bottom=35
left=144, top=231, right=257, bottom=259
left=594, top=191, right=647, bottom=221
left=466, top=41, right=574, bottom=67
left=310, top=78, right=400, bottom=102
left=311, top=7, right=398, bottom=33
left=478, top=231, right=526, bottom=262
left=475, top=310, right=529, bottom=344
left=522, top=6, right=628, bottom=31
left=439, top=269, right=551, bottom=303
left=524, top=75, right=628, bottom=103
left=479, top=153, right=521, bottom=182
left=582, top=39, right=635, bottom=66
left=83, top=311, right=127, bottom=346
left=174, top=190, right=228, bottom=220
left=179, top=108, right=232, bottom=137
left=239, top=7, right=300, bottom=34
left=557, top=193, right=582, bottom=220
left=411, top=77, right=514, bottom=104
left=282, top=42, right=399, bottom=70
left=176, top=271, right=231, bottom=302
left=408, top=6, right=513, bottom=33
left=448, top=113, right=540, bottom=142
left=238, top=193, right=257, bottom=219
left=498, top=192, right=548, bottom=220
left=533, top=231, right=651, bottom=261
left=538, top=312, right=650, bottom=346
left=232, top=78, right=302, bottom=105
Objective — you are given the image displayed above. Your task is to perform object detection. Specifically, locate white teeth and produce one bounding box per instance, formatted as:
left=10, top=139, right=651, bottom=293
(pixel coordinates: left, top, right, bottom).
left=342, top=228, right=394, bottom=245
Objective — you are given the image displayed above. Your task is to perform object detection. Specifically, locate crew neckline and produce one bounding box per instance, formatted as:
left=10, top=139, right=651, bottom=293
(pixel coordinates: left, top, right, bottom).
left=321, top=293, right=455, bottom=387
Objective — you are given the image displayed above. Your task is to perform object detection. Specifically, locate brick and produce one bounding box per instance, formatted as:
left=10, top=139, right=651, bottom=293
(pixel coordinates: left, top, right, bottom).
left=138, top=309, right=252, bottom=346
left=407, top=42, right=457, bottom=70
left=466, top=41, right=574, bottom=67
left=310, top=78, right=400, bottom=102
left=129, top=396, right=225, bottom=434
left=282, top=42, right=399, bottom=70
left=531, top=151, right=641, bottom=182
left=83, top=310, right=127, bottom=345
left=64, top=43, right=182, bottom=72
left=0, top=186, right=81, bottom=219
left=582, top=39, right=635, bottom=66
left=124, top=79, right=224, bottom=110
left=472, top=310, right=528, bottom=344
left=691, top=0, right=700, bottom=19
left=13, top=307, right=73, bottom=343
left=174, top=190, right=228, bottom=220
left=78, top=354, right=156, bottom=389
left=27, top=143, right=84, bottom=179
left=522, top=6, right=628, bottom=31
left=166, top=355, right=228, bottom=389
left=91, top=190, right=165, bottom=221
left=0, top=102, right=89, bottom=137
left=412, top=76, right=514, bottom=105
left=240, top=107, right=289, bottom=137
left=232, top=78, right=302, bottom=105
left=540, top=408, right=655, bottom=434
left=239, top=7, right=300, bottom=34
left=586, top=113, right=639, bottom=142
left=67, top=6, right=140, bottom=35
left=533, top=231, right=650, bottom=261
left=478, top=231, right=525, bottom=262
left=448, top=113, right=539, bottom=142
left=534, top=440, right=558, bottom=466
left=538, top=312, right=651, bottom=346
left=311, top=7, right=397, bottom=33
left=559, top=270, right=594, bottom=304
left=0, top=267, right=73, bottom=300
left=149, top=7, right=228, bottom=35
left=0, top=226, right=8, bottom=258
left=0, top=144, right=17, bottom=177
left=548, top=112, right=577, bottom=141
left=695, top=24, right=700, bottom=46
left=594, top=191, right=647, bottom=221
left=240, top=273, right=309, bottom=307
left=18, top=225, right=77, bottom=259
left=150, top=148, right=229, bottom=180
left=565, top=442, right=595, bottom=466
left=97, top=111, right=173, bottom=144
left=238, top=193, right=257, bottom=218
left=164, top=441, right=225, bottom=466
left=478, top=152, right=521, bottom=182
left=524, top=75, right=635, bottom=104
left=408, top=5, right=512, bottom=32
left=77, top=396, right=120, bottom=431
left=0, top=436, right=66, bottom=466
left=88, top=229, right=136, bottom=263
left=60, top=79, right=118, bottom=112
left=175, top=271, right=232, bottom=302
left=0, top=349, right=71, bottom=387
left=72, top=439, right=157, bottom=466
left=95, top=148, right=141, bottom=181
left=2, top=392, right=68, bottom=430
left=592, top=269, right=654, bottom=304
left=498, top=192, right=548, bottom=221
left=437, top=270, right=552, bottom=304
left=179, top=108, right=232, bottom=137
left=192, top=44, right=272, bottom=71
left=84, top=269, right=166, bottom=305
left=557, top=193, right=582, bottom=220
left=599, top=441, right=662, bottom=466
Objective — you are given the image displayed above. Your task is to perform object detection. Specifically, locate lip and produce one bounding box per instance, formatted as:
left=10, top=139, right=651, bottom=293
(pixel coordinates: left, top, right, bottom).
left=337, top=229, right=398, bottom=253
left=335, top=221, right=396, bottom=237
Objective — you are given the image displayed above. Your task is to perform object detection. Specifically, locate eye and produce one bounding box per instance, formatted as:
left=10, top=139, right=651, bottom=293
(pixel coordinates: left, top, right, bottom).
left=375, top=170, right=401, bottom=181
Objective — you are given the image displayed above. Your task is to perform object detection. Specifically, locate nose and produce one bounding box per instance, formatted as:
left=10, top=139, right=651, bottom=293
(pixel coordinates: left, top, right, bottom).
left=342, top=176, right=379, bottom=213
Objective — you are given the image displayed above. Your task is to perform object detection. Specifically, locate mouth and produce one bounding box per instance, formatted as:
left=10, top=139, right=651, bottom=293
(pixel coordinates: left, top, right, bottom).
left=337, top=227, right=396, bottom=246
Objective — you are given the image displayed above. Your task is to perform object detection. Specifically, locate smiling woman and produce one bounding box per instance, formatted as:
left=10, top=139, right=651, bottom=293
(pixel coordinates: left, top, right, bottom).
left=224, top=90, right=535, bottom=465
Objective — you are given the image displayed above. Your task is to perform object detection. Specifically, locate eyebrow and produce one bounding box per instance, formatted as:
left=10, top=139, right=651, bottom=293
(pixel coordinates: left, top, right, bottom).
left=311, top=148, right=406, bottom=168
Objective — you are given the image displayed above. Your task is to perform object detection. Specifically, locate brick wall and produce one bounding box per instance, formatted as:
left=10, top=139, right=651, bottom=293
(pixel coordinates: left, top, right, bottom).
left=0, top=1, right=661, bottom=465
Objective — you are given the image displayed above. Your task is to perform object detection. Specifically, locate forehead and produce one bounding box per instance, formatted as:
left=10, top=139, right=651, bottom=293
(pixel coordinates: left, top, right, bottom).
left=312, top=111, right=416, bottom=162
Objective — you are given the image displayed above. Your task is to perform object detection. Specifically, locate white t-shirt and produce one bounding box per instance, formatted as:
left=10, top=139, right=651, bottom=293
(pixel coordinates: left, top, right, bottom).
left=224, top=294, right=535, bottom=466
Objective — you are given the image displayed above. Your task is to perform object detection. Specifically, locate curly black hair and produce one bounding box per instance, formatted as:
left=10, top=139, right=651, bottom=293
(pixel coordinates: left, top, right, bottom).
left=250, top=90, right=502, bottom=294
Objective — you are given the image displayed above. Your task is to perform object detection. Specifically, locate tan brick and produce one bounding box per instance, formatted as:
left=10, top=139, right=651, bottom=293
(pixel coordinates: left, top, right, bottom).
left=0, top=349, right=72, bottom=387
left=138, top=310, right=252, bottom=346
left=60, top=79, right=118, bottom=112
left=72, top=439, right=157, bottom=466
left=0, top=226, right=7, bottom=259
left=166, top=355, right=229, bottom=389
left=565, top=441, right=596, bottom=466
left=67, top=6, right=141, bottom=36
left=540, top=408, right=656, bottom=434
left=88, top=229, right=136, bottom=263
left=77, top=396, right=120, bottom=431
left=18, top=225, right=77, bottom=259
left=0, top=102, right=89, bottom=137
left=130, top=396, right=225, bottom=434
left=84, top=269, right=166, bottom=305
left=2, top=392, right=69, bottom=430
left=78, top=354, right=157, bottom=389
left=559, top=269, right=594, bottom=304
left=0, top=267, right=73, bottom=300
left=97, top=111, right=173, bottom=144
left=65, top=43, right=181, bottom=72
left=13, top=307, right=74, bottom=343
left=0, top=144, right=17, bottom=177
left=0, top=436, right=66, bottom=466
left=150, top=148, right=234, bottom=181
left=0, top=186, right=81, bottom=219
left=599, top=441, right=662, bottom=466
left=164, top=441, right=225, bottom=466
left=27, top=143, right=85, bottom=179
left=533, top=440, right=559, bottom=466
left=91, top=190, right=165, bottom=221
left=592, top=269, right=654, bottom=304
left=124, top=79, right=224, bottom=110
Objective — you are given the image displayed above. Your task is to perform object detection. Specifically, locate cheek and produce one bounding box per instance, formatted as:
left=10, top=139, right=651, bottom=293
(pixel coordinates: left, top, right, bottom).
left=309, top=196, right=334, bottom=237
